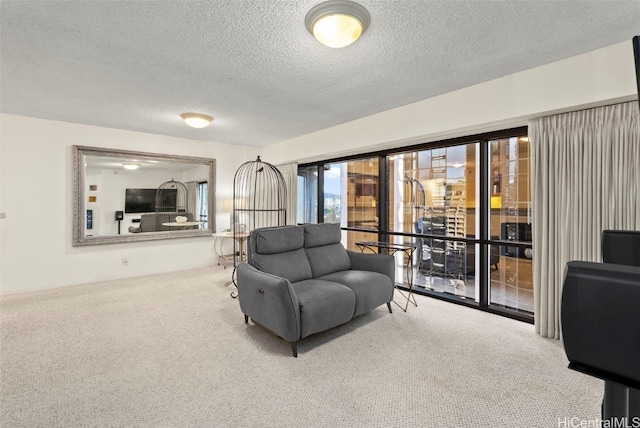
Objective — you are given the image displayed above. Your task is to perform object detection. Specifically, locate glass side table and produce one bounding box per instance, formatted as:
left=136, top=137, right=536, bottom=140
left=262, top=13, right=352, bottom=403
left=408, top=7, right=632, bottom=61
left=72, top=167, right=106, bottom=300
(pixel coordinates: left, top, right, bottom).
left=355, top=240, right=418, bottom=312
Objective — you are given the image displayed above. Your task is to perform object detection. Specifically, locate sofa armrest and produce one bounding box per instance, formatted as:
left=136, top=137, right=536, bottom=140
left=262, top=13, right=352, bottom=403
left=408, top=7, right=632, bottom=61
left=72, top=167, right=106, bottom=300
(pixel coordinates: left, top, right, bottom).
left=236, top=262, right=301, bottom=342
left=346, top=250, right=395, bottom=283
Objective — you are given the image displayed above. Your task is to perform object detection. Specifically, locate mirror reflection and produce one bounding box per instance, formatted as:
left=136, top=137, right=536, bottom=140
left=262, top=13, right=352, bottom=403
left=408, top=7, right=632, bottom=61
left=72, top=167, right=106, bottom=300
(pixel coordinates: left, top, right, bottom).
left=73, top=146, right=216, bottom=246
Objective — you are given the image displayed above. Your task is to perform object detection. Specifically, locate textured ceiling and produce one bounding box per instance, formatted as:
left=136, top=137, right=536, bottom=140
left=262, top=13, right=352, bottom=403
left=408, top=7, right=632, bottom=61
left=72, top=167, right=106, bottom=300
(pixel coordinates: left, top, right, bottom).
left=1, top=1, right=639, bottom=147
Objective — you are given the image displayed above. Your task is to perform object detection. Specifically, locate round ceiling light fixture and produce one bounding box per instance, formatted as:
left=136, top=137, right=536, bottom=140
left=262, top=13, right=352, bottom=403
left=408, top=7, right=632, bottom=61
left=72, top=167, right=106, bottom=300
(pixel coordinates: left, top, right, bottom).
left=305, top=0, right=370, bottom=48
left=180, top=112, right=213, bottom=128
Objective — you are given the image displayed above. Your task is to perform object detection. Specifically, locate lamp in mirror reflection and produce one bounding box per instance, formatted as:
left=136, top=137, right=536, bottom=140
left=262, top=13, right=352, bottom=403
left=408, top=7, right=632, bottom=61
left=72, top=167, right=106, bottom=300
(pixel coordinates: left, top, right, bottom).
left=222, top=198, right=247, bottom=229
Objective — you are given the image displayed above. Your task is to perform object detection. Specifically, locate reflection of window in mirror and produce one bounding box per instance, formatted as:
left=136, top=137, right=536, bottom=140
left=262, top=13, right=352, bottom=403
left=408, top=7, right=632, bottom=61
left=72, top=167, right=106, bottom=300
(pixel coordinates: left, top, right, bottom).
left=197, top=181, right=209, bottom=228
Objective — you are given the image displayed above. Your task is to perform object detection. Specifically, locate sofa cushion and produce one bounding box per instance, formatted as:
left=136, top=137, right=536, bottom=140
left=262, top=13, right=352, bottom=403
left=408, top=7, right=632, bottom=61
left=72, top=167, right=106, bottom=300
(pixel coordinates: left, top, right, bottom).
left=302, top=223, right=351, bottom=277
left=303, top=223, right=342, bottom=248
left=291, top=279, right=356, bottom=338
left=305, top=244, right=351, bottom=278
left=251, top=249, right=312, bottom=283
left=140, top=212, right=195, bottom=232
left=254, top=225, right=304, bottom=254
left=319, top=270, right=394, bottom=317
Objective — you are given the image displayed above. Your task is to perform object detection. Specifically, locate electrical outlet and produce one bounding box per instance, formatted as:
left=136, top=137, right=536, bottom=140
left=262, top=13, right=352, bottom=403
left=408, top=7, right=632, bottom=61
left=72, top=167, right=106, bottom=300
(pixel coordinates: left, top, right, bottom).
left=0, top=212, right=6, bottom=219
left=121, top=258, right=129, bottom=266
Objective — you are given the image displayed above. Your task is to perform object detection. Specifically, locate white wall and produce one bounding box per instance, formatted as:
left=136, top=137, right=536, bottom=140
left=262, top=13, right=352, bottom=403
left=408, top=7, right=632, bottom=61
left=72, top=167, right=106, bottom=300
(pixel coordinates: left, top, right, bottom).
left=264, top=41, right=638, bottom=164
left=0, top=115, right=256, bottom=294
left=2, top=41, right=637, bottom=294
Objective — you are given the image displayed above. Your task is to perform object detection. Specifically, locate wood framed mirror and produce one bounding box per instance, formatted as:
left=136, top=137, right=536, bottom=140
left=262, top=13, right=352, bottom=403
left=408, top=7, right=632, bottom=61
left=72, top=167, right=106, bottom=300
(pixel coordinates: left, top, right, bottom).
left=72, top=145, right=216, bottom=246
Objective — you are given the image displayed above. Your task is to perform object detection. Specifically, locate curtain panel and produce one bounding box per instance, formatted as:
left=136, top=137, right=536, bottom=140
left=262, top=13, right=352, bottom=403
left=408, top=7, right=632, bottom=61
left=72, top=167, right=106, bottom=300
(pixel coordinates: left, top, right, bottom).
left=529, top=101, right=640, bottom=339
left=276, top=162, right=298, bottom=225
left=186, top=181, right=198, bottom=220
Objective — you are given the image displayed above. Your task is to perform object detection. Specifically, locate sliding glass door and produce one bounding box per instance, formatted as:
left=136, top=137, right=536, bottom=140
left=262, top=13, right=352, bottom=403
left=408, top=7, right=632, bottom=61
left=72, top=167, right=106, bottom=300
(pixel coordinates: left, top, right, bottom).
left=297, top=127, right=533, bottom=321
left=488, top=136, right=533, bottom=313
left=387, top=143, right=479, bottom=299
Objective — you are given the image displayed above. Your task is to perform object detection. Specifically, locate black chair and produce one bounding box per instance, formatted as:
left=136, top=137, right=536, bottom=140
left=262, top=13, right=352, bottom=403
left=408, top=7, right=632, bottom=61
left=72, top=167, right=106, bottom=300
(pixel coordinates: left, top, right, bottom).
left=414, top=217, right=500, bottom=274
left=561, top=261, right=640, bottom=425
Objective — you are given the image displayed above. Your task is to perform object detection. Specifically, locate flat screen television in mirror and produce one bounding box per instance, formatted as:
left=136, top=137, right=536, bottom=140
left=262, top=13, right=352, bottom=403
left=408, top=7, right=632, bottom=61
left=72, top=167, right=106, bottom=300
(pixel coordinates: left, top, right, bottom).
left=125, top=188, right=177, bottom=213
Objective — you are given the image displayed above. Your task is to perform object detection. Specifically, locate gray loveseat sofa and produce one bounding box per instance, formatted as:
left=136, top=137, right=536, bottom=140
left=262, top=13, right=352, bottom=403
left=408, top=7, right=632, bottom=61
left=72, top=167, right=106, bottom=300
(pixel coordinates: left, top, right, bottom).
left=128, top=212, right=196, bottom=233
left=237, top=223, right=395, bottom=357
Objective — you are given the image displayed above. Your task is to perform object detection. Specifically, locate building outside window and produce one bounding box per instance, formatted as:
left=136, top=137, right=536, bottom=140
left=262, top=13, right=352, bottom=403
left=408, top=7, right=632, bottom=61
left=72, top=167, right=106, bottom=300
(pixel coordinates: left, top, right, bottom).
left=323, top=158, right=379, bottom=250
left=297, top=165, right=318, bottom=224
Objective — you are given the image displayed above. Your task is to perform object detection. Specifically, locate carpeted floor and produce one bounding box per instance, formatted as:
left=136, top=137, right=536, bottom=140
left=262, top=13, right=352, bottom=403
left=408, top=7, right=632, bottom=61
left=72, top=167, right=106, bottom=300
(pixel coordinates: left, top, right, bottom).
left=0, top=266, right=602, bottom=427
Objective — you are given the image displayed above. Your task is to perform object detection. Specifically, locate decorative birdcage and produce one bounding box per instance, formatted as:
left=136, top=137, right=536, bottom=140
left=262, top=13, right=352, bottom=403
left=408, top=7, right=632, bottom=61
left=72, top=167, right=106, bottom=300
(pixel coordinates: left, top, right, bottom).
left=230, top=156, right=287, bottom=296
left=404, top=174, right=426, bottom=221
left=155, top=179, right=188, bottom=230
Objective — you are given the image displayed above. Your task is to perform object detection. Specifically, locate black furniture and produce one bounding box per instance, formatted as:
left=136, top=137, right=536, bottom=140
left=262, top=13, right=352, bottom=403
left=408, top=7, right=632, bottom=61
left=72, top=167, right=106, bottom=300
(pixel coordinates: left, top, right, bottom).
left=500, top=222, right=532, bottom=258
left=601, top=230, right=640, bottom=422
left=415, top=217, right=500, bottom=274
left=561, top=261, right=640, bottom=425
left=602, top=230, right=640, bottom=267
left=416, top=216, right=468, bottom=275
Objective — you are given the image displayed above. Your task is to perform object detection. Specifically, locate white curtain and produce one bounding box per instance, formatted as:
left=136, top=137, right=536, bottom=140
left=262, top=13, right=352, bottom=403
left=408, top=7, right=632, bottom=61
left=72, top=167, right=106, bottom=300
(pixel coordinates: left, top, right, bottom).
left=277, top=162, right=298, bottom=225
left=529, top=101, right=640, bottom=339
left=185, top=181, right=198, bottom=219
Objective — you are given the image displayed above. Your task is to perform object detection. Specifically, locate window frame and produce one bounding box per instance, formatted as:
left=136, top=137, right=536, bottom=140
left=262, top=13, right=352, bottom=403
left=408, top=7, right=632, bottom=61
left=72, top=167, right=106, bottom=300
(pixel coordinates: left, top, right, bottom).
left=298, top=126, right=533, bottom=324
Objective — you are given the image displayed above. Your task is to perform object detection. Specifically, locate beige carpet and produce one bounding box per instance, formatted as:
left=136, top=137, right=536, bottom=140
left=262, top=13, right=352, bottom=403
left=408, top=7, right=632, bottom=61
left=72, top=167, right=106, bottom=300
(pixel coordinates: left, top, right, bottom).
left=1, top=266, right=602, bottom=427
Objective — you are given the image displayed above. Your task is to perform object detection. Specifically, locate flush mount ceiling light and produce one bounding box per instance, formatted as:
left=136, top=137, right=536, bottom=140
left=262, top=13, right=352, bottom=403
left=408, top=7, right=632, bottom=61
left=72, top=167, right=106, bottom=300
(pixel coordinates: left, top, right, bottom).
left=180, top=112, right=213, bottom=128
left=305, top=0, right=370, bottom=48
left=123, top=163, right=140, bottom=170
